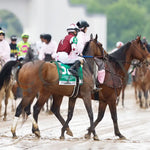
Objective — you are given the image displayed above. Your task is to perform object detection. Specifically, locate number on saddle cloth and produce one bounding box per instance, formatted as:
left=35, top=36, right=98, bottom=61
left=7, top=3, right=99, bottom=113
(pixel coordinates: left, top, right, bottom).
left=54, top=62, right=83, bottom=85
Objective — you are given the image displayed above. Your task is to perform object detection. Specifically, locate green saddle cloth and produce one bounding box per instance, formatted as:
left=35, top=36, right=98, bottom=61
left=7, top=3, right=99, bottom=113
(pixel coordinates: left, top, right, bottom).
left=55, top=62, right=83, bottom=85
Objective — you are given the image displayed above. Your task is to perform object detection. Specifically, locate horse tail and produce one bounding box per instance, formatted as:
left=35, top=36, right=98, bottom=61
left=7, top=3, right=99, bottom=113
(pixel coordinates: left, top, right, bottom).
left=0, top=60, right=20, bottom=90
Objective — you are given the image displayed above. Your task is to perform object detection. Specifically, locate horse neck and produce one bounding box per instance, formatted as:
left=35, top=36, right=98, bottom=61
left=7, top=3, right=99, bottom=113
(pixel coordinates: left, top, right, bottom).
left=84, top=50, right=95, bottom=75
left=112, top=48, right=132, bottom=77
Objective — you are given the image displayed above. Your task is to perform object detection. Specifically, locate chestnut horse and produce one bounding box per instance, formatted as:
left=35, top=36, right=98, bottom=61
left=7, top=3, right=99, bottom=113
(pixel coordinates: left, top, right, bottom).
left=0, top=35, right=104, bottom=139
left=85, top=36, right=150, bottom=139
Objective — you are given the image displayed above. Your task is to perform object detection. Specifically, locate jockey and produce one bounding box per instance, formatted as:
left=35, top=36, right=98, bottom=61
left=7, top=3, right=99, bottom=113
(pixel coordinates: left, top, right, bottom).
left=10, top=35, right=18, bottom=60
left=76, top=20, right=89, bottom=54
left=56, top=24, right=84, bottom=77
left=17, top=33, right=30, bottom=60
left=0, top=29, right=10, bottom=62
left=39, top=34, right=57, bottom=61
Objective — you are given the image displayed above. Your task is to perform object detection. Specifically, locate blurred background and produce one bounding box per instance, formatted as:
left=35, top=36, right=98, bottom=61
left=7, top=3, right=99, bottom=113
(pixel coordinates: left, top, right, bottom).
left=0, top=0, right=150, bottom=51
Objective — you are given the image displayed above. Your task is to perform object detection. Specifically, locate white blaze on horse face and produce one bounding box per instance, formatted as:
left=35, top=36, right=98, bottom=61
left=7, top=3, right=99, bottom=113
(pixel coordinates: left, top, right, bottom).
left=28, top=114, right=38, bottom=129
left=11, top=116, right=19, bottom=133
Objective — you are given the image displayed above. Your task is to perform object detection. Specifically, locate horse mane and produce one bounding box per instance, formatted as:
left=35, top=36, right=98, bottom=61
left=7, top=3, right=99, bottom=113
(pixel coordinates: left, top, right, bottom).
left=107, top=42, right=131, bottom=70
left=82, top=41, right=90, bottom=55
left=110, top=42, right=131, bottom=62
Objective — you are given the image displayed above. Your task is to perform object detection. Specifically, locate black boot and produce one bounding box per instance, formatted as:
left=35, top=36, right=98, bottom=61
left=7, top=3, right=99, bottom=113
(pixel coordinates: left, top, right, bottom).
left=69, top=60, right=81, bottom=77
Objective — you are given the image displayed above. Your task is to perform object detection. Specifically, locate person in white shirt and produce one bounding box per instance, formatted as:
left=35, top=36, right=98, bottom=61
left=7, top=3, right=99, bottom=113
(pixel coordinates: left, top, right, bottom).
left=39, top=34, right=57, bottom=61
left=110, top=41, right=124, bottom=54
left=0, top=29, right=10, bottom=62
left=76, top=20, right=89, bottom=55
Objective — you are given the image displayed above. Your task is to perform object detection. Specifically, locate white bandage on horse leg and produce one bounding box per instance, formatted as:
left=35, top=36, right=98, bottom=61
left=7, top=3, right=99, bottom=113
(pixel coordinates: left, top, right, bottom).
left=28, top=114, right=38, bottom=129
left=11, top=116, right=19, bottom=132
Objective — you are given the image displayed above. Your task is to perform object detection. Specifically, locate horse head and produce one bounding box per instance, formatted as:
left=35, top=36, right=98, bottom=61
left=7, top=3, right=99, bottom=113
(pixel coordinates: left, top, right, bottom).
left=130, top=35, right=150, bottom=62
left=83, top=34, right=106, bottom=58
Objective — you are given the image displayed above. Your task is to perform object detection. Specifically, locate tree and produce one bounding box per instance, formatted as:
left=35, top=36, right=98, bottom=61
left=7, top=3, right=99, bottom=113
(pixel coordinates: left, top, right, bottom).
left=70, top=0, right=150, bottom=50
left=0, top=10, right=23, bottom=38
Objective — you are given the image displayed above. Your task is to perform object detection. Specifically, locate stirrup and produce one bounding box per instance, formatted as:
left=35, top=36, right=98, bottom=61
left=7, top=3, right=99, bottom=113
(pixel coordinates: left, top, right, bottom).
left=92, top=88, right=102, bottom=93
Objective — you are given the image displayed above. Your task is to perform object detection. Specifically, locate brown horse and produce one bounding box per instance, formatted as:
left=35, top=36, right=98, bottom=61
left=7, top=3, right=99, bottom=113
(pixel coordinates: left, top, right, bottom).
left=33, top=36, right=149, bottom=140
left=0, top=59, right=15, bottom=121
left=132, top=62, right=150, bottom=108
left=85, top=36, right=150, bottom=139
left=0, top=35, right=104, bottom=139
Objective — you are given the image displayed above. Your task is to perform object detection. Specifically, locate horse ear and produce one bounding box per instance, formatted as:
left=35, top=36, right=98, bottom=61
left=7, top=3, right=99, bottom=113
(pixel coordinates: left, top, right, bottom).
left=94, top=34, right=98, bottom=41
left=136, top=35, right=141, bottom=42
left=90, top=34, right=93, bottom=40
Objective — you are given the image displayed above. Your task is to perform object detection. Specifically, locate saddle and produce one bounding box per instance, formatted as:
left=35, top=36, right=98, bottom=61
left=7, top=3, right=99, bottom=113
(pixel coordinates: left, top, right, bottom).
left=54, top=61, right=83, bottom=98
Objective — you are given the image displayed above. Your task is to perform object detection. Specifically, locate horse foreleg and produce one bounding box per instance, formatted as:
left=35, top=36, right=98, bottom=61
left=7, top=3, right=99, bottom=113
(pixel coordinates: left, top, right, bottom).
left=144, top=90, right=148, bottom=108
left=108, top=99, right=125, bottom=139
left=51, top=95, right=73, bottom=137
left=60, top=98, right=76, bottom=139
left=83, top=96, right=97, bottom=140
left=138, top=90, right=142, bottom=108
left=135, top=87, right=138, bottom=103
left=87, top=101, right=107, bottom=140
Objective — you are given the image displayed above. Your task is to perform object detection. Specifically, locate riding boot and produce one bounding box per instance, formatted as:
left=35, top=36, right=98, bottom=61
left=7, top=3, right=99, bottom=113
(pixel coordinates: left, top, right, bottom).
left=69, top=60, right=81, bottom=77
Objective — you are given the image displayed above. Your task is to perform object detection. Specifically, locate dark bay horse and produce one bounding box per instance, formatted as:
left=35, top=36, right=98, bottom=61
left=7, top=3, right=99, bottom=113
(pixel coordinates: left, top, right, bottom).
left=0, top=35, right=104, bottom=139
left=85, top=36, right=150, bottom=139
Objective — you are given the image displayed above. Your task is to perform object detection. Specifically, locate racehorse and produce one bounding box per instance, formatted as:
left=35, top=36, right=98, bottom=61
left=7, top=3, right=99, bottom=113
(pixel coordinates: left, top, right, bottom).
left=0, top=35, right=104, bottom=139
left=85, top=36, right=150, bottom=139
left=132, top=62, right=150, bottom=108
left=0, top=46, right=38, bottom=120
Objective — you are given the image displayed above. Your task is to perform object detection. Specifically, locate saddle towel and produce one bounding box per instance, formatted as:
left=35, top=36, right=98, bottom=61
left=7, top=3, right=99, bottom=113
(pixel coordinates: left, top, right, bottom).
left=55, top=62, right=83, bottom=85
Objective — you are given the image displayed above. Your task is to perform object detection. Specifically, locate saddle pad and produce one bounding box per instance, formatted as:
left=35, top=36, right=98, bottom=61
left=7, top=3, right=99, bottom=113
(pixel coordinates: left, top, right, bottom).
left=55, top=62, right=83, bottom=85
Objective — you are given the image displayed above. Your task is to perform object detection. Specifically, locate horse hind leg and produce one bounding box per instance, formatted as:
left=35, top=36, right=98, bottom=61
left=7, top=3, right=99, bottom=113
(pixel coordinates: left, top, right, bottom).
left=11, top=94, right=36, bottom=138
left=3, top=89, right=10, bottom=121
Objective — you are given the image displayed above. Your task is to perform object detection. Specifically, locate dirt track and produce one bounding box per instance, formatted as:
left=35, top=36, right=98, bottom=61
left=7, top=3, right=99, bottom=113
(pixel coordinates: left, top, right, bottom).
left=0, top=85, right=150, bottom=150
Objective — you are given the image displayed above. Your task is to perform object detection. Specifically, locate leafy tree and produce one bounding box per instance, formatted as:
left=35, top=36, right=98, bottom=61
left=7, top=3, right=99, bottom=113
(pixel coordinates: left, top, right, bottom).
left=0, top=10, right=23, bottom=38
left=70, top=0, right=150, bottom=50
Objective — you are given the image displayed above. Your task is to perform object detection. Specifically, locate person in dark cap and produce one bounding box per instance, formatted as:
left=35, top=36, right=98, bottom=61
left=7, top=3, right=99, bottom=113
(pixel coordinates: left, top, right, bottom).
left=39, top=34, right=57, bottom=61
left=10, top=35, right=18, bottom=59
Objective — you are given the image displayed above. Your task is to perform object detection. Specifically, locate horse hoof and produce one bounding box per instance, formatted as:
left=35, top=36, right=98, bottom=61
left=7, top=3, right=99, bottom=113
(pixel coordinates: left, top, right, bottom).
left=66, top=128, right=73, bottom=137
left=12, top=133, right=17, bottom=139
left=119, top=135, right=126, bottom=140
left=84, top=133, right=91, bottom=139
left=3, top=117, right=6, bottom=121
left=93, top=135, right=99, bottom=141
left=34, top=131, right=40, bottom=138
left=60, top=136, right=65, bottom=140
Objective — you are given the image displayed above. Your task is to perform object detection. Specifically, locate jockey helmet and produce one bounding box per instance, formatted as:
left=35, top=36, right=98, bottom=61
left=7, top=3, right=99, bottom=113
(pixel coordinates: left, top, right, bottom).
left=21, top=33, right=29, bottom=38
left=11, top=35, right=17, bottom=41
left=67, top=24, right=80, bottom=33
left=116, top=41, right=124, bottom=48
left=0, top=30, right=5, bottom=36
left=76, top=20, right=89, bottom=30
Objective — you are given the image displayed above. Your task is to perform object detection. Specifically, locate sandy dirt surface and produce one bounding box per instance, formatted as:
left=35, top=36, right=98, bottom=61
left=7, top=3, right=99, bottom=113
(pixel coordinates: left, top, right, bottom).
left=0, top=85, right=150, bottom=150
